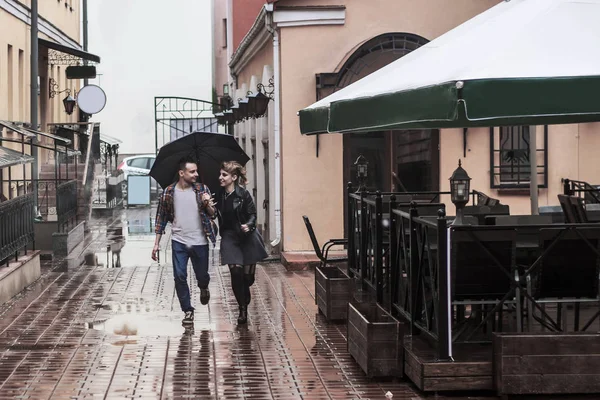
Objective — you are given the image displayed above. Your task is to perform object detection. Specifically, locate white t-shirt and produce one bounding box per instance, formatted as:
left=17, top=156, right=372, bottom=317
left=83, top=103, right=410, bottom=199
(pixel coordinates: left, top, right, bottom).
left=171, top=186, right=208, bottom=246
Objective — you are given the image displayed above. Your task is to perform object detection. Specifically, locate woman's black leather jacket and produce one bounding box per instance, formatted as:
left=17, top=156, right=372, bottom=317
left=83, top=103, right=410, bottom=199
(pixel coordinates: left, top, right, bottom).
left=216, top=184, right=257, bottom=233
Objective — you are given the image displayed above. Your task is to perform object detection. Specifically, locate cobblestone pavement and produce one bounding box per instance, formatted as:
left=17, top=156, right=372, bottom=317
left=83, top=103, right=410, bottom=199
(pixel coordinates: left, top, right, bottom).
left=0, top=207, right=498, bottom=399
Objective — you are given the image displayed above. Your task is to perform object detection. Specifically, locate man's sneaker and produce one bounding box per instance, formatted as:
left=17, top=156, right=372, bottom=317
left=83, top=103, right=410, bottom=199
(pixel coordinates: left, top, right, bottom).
left=200, top=289, right=210, bottom=305
left=182, top=310, right=194, bottom=325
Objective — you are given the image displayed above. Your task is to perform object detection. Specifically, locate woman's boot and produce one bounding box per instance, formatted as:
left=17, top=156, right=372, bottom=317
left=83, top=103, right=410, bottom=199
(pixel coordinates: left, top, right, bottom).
left=238, top=306, right=248, bottom=324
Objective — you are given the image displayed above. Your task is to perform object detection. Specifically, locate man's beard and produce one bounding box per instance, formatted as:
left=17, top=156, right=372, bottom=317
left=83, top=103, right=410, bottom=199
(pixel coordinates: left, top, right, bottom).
left=184, top=176, right=196, bottom=184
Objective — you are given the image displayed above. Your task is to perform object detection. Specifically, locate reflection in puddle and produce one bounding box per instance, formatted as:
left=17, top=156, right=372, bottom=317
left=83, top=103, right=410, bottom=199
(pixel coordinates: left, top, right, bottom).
left=87, top=314, right=194, bottom=337
left=86, top=313, right=224, bottom=337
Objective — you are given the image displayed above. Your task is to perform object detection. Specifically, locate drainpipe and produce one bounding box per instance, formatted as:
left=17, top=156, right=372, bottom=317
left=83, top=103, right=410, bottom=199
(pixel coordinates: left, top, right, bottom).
left=265, top=4, right=282, bottom=248
left=30, top=0, right=39, bottom=214
left=83, top=0, right=89, bottom=86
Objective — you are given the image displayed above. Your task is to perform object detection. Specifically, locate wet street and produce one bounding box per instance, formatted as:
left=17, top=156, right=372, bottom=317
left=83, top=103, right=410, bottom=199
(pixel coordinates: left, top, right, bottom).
left=0, top=207, right=496, bottom=399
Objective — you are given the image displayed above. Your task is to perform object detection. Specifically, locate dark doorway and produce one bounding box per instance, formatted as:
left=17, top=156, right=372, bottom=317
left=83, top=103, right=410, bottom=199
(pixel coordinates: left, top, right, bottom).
left=343, top=132, right=391, bottom=192
left=393, top=129, right=440, bottom=192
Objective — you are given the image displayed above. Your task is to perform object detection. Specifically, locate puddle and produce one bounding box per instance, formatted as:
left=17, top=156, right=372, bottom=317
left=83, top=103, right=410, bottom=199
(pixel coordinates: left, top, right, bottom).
left=86, top=314, right=196, bottom=337
left=86, top=313, right=234, bottom=337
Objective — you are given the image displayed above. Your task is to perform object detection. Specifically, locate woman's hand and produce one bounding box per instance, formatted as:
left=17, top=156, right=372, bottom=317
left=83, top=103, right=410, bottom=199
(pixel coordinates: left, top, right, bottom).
left=241, top=224, right=250, bottom=233
left=201, top=193, right=212, bottom=206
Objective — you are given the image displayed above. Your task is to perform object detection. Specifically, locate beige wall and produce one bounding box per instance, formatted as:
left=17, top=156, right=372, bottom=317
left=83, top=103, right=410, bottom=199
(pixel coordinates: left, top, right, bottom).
left=237, top=44, right=273, bottom=93
left=213, top=0, right=229, bottom=98
left=20, top=0, right=81, bottom=41
left=280, top=0, right=500, bottom=251
left=441, top=123, right=600, bottom=216
left=0, top=2, right=81, bottom=198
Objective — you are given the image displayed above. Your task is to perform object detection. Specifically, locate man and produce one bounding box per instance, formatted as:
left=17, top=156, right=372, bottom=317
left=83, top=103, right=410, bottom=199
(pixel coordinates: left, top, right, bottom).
left=152, top=157, right=217, bottom=325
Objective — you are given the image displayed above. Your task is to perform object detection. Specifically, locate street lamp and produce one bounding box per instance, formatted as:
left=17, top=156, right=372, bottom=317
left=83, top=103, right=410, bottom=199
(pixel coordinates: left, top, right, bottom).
left=354, top=154, right=368, bottom=191
left=449, top=159, right=471, bottom=225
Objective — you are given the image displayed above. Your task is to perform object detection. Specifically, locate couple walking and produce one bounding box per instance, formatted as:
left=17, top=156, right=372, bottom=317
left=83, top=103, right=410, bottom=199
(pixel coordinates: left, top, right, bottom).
left=151, top=157, right=268, bottom=325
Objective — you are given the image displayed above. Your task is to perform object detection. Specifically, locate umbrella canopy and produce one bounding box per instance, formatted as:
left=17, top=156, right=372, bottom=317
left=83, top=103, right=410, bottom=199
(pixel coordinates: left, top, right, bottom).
left=299, top=0, right=600, bottom=134
left=149, top=132, right=250, bottom=192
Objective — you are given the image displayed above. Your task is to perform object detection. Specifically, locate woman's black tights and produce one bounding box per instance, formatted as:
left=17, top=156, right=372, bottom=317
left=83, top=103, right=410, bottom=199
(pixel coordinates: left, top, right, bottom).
left=228, top=264, right=256, bottom=309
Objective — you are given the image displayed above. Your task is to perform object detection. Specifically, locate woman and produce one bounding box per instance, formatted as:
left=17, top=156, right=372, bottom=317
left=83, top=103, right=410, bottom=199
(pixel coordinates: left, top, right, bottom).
left=216, top=161, right=268, bottom=324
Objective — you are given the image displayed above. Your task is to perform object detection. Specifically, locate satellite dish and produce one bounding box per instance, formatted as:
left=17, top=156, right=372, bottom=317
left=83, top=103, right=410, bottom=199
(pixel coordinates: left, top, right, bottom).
left=77, top=84, right=107, bottom=114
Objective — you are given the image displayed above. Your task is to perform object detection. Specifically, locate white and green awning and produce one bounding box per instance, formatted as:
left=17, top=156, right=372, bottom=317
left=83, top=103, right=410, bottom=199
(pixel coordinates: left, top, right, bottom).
left=299, top=0, right=600, bottom=135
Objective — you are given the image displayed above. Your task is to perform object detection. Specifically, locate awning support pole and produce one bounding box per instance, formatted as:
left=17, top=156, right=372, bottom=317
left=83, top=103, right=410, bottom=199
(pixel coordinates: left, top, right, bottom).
left=530, top=125, right=539, bottom=215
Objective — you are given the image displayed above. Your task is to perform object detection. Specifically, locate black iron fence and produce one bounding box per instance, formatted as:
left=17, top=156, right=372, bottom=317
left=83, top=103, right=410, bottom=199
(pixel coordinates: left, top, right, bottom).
left=0, top=193, right=34, bottom=264
left=91, top=175, right=123, bottom=209
left=563, top=178, right=600, bottom=204
left=2, top=179, right=78, bottom=231
left=57, top=180, right=77, bottom=232
left=347, top=184, right=600, bottom=360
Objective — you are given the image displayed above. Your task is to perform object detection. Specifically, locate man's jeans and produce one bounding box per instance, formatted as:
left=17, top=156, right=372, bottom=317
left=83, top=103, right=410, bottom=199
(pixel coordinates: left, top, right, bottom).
left=172, top=240, right=210, bottom=312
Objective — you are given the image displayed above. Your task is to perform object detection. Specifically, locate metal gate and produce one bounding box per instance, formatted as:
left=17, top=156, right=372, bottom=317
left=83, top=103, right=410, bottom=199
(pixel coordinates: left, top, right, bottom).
left=154, top=97, right=225, bottom=154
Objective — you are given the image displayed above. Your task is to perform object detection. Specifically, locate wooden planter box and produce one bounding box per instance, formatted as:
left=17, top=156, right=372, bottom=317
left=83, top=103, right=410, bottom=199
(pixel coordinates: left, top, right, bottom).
left=348, top=301, right=404, bottom=378
left=315, top=266, right=351, bottom=321
left=494, top=332, right=600, bottom=395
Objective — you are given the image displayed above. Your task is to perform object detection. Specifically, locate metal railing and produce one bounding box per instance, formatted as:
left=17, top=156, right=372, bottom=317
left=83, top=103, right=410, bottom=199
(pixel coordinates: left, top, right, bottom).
left=0, top=193, right=34, bottom=264
left=5, top=179, right=77, bottom=227
left=91, top=174, right=124, bottom=209
left=57, top=180, right=77, bottom=232
left=563, top=178, right=600, bottom=204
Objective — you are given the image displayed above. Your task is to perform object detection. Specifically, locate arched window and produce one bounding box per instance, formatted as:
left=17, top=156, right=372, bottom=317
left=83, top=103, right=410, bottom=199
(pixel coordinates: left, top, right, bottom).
left=318, top=32, right=429, bottom=96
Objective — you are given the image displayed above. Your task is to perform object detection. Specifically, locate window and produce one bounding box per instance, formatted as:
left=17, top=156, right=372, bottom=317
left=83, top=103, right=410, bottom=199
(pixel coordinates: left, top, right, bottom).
left=129, top=157, right=149, bottom=169
left=7, top=45, right=13, bottom=119
left=222, top=19, right=228, bottom=48
left=18, top=49, right=24, bottom=120
left=490, top=126, right=548, bottom=189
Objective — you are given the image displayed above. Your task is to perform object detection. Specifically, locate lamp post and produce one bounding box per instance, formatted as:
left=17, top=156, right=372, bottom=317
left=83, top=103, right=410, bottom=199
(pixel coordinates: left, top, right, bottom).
left=449, top=160, right=471, bottom=225
left=354, top=154, right=368, bottom=192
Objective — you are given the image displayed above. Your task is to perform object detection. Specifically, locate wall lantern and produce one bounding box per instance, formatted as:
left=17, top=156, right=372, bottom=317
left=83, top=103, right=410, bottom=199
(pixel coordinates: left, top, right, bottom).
left=230, top=104, right=242, bottom=122
left=49, top=77, right=77, bottom=115
left=449, top=159, right=471, bottom=225
left=246, top=78, right=274, bottom=119
left=222, top=109, right=235, bottom=125
left=63, top=94, right=77, bottom=115
left=237, top=98, right=249, bottom=121
left=215, top=112, right=226, bottom=126
left=246, top=91, right=271, bottom=118
left=354, top=154, right=368, bottom=191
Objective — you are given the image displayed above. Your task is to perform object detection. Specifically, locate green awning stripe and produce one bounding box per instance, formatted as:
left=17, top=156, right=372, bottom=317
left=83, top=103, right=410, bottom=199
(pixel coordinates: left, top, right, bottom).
left=300, top=76, right=600, bottom=134
left=298, top=107, right=329, bottom=135
left=463, top=76, right=600, bottom=121
left=328, top=82, right=459, bottom=133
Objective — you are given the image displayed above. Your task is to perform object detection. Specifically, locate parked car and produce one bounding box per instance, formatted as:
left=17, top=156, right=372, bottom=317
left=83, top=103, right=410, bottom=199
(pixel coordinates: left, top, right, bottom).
left=118, top=154, right=160, bottom=193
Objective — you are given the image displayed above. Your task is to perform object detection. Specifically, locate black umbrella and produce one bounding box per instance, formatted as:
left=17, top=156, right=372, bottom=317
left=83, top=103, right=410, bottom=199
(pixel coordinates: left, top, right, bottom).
left=149, top=131, right=250, bottom=192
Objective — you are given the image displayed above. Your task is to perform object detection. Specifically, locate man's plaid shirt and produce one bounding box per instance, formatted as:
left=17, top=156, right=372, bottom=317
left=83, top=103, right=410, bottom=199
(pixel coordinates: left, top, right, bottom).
left=154, top=182, right=217, bottom=245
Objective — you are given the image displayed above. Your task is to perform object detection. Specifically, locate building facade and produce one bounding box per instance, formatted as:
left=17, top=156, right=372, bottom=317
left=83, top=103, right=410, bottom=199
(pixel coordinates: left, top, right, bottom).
left=0, top=0, right=93, bottom=198
left=215, top=0, right=502, bottom=252
left=216, top=0, right=600, bottom=254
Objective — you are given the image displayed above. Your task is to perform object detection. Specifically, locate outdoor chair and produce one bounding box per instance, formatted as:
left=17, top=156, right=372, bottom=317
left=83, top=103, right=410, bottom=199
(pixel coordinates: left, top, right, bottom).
left=450, top=227, right=520, bottom=340
left=302, top=215, right=348, bottom=269
left=524, top=227, right=600, bottom=332
left=569, top=195, right=589, bottom=223
left=463, top=204, right=510, bottom=225
left=558, top=194, right=578, bottom=223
